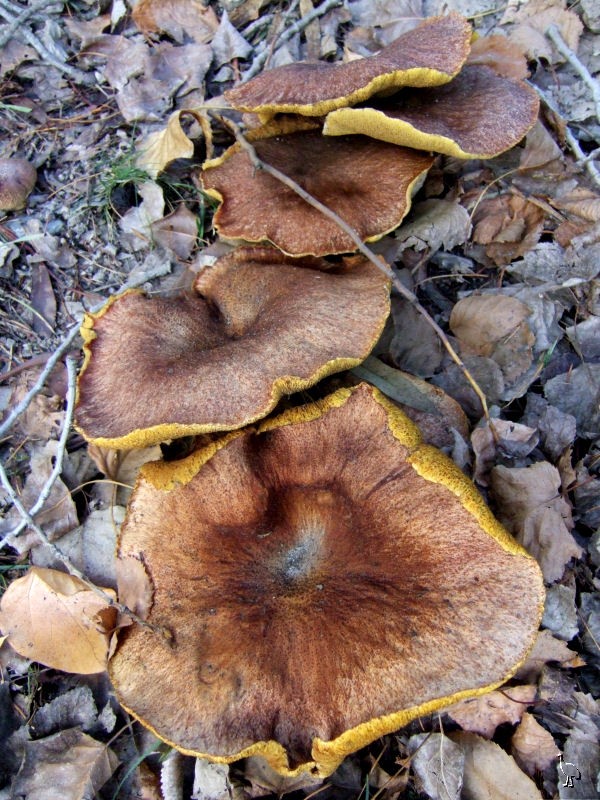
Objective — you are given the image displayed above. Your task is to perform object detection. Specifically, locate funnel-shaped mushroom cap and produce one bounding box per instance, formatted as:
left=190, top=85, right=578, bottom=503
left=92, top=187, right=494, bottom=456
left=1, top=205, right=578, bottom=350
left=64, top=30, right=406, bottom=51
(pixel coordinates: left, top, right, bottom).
left=75, top=248, right=390, bottom=448
left=109, top=383, right=544, bottom=777
left=225, top=13, right=471, bottom=118
left=323, top=65, right=540, bottom=159
left=201, top=132, right=434, bottom=256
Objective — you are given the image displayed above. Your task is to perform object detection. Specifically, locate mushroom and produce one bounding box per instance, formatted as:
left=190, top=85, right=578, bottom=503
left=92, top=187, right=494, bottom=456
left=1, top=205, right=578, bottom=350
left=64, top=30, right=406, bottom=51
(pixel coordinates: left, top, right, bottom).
left=109, top=382, right=544, bottom=777
left=0, top=157, right=37, bottom=211
left=323, top=65, right=540, bottom=159
left=74, top=246, right=390, bottom=448
left=225, top=13, right=472, bottom=119
left=201, top=130, right=434, bottom=256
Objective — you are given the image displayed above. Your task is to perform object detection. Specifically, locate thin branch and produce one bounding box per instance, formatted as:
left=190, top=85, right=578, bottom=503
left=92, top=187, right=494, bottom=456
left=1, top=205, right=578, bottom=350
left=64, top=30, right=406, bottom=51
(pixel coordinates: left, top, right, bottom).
left=242, top=0, right=343, bottom=81
left=546, top=24, right=600, bottom=125
left=219, top=116, right=490, bottom=419
left=0, top=322, right=80, bottom=439
left=0, top=356, right=77, bottom=545
left=0, top=0, right=60, bottom=49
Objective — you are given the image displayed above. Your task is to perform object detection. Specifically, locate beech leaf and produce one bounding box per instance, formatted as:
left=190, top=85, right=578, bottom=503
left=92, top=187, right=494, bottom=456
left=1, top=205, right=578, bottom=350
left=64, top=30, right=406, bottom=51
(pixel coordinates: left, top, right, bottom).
left=0, top=567, right=116, bottom=674
left=512, top=712, right=559, bottom=776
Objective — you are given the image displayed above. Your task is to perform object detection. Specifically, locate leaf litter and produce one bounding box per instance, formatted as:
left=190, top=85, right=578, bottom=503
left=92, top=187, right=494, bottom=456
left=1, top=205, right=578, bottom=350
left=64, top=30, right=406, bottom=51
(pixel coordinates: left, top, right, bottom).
left=0, top=0, right=599, bottom=797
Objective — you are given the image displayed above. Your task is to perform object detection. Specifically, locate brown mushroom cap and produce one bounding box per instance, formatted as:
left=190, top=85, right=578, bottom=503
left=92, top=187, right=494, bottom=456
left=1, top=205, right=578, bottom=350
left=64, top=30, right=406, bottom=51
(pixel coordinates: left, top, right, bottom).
left=109, top=383, right=544, bottom=776
left=201, top=131, right=434, bottom=256
left=74, top=247, right=390, bottom=448
left=323, top=65, right=540, bottom=159
left=225, top=13, right=471, bottom=118
left=0, top=157, right=37, bottom=211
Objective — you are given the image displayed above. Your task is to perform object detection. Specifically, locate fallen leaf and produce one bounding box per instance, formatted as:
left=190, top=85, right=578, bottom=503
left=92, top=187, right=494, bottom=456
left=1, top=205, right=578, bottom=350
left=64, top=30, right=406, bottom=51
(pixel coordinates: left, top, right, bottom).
left=519, top=120, right=564, bottom=171
left=119, top=180, right=165, bottom=249
left=502, top=0, right=583, bottom=63
left=471, top=418, right=538, bottom=486
left=11, top=728, right=118, bottom=800
left=211, top=9, right=252, bottom=66
left=348, top=0, right=424, bottom=43
left=490, top=461, right=582, bottom=583
left=132, top=0, right=218, bottom=43
left=395, top=199, right=472, bottom=254
left=467, top=34, right=529, bottom=79
left=0, top=567, right=116, bottom=674
left=452, top=732, right=543, bottom=800
left=565, top=315, right=600, bottom=359
left=542, top=583, right=579, bottom=641
left=515, top=630, right=583, bottom=681
left=116, top=554, right=154, bottom=622
left=409, top=732, right=464, bottom=800
left=431, top=355, right=505, bottom=418
left=152, top=205, right=198, bottom=260
left=522, top=393, right=576, bottom=462
left=559, top=732, right=600, bottom=799
left=31, top=686, right=99, bottom=738
left=450, top=294, right=535, bottom=385
left=544, top=364, right=600, bottom=439
left=244, top=755, right=322, bottom=797
left=447, top=686, right=537, bottom=739
left=192, top=758, right=232, bottom=800
left=30, top=262, right=56, bottom=335
left=137, top=109, right=211, bottom=178
left=471, top=194, right=545, bottom=265
left=389, top=299, right=443, bottom=378
left=512, top=713, right=559, bottom=776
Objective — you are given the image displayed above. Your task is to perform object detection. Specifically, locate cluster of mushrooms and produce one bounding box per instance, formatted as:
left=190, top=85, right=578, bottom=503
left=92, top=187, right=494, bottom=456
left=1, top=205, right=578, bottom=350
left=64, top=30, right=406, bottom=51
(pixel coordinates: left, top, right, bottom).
left=75, top=13, right=545, bottom=779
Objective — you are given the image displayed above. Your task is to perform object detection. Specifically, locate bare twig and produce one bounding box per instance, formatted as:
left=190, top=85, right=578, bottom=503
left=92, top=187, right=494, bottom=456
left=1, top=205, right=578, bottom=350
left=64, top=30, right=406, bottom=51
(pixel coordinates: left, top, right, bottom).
left=0, top=322, right=80, bottom=439
left=0, top=0, right=61, bottom=49
left=218, top=116, right=491, bottom=419
left=546, top=24, right=600, bottom=125
left=531, top=83, right=600, bottom=189
left=242, top=0, right=343, bottom=81
left=0, top=0, right=95, bottom=86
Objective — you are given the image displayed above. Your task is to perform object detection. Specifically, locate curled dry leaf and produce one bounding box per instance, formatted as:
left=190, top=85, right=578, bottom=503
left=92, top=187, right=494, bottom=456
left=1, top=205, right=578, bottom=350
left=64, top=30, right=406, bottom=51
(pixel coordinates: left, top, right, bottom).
left=447, top=685, right=537, bottom=739
left=132, top=0, right=218, bottom=43
left=0, top=566, right=116, bottom=674
left=511, top=712, right=559, bottom=776
left=471, top=418, right=538, bottom=486
left=471, top=195, right=545, bottom=265
left=466, top=34, right=529, bottom=80
left=137, top=110, right=211, bottom=179
left=152, top=205, right=198, bottom=260
left=452, top=732, right=543, bottom=800
left=490, top=461, right=582, bottom=583
left=501, top=0, right=583, bottom=63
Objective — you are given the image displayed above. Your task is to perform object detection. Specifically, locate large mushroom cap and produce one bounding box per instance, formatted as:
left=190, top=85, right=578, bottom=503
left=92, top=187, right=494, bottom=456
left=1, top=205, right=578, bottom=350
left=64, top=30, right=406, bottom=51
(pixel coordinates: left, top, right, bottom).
left=109, top=383, right=544, bottom=776
left=225, top=13, right=471, bottom=118
left=201, top=131, right=434, bottom=256
left=323, top=65, right=540, bottom=158
left=75, top=247, right=390, bottom=448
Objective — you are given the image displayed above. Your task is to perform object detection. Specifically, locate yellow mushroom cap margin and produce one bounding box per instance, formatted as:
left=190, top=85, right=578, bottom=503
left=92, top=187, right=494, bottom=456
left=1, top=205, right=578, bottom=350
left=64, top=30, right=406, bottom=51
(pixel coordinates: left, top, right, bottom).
left=108, top=383, right=544, bottom=777
left=74, top=247, right=391, bottom=449
left=225, top=13, right=472, bottom=119
left=201, top=131, right=434, bottom=257
left=323, top=65, right=540, bottom=159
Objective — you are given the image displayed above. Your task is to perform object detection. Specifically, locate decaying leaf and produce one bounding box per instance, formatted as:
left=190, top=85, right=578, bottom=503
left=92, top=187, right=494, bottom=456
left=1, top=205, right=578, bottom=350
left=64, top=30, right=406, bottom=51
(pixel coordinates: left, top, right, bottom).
left=395, top=199, right=472, bottom=255
left=115, top=554, right=154, bottom=622
left=471, top=195, right=545, bottom=265
left=132, top=0, right=218, bottom=43
left=11, top=728, right=118, bottom=800
left=447, top=686, right=537, bottom=739
left=452, top=732, right=543, bottom=800
left=211, top=9, right=252, bottom=66
left=490, top=461, right=582, bottom=583
left=450, top=294, right=535, bottom=385
left=30, top=261, right=57, bottom=335
left=466, top=34, right=529, bottom=80
left=544, top=364, right=600, bottom=440
left=515, top=630, right=583, bottom=681
left=118, top=180, right=165, bottom=248
left=522, top=393, right=577, bottom=462
left=542, top=582, right=579, bottom=642
left=502, top=0, right=583, bottom=63
left=0, top=567, right=116, bottom=674
left=511, top=712, right=559, bottom=776
left=390, top=299, right=443, bottom=378
left=192, top=758, right=232, bottom=800
left=244, top=755, right=322, bottom=797
left=471, top=418, right=538, bottom=486
left=152, top=205, right=198, bottom=260
left=408, top=732, right=464, bottom=800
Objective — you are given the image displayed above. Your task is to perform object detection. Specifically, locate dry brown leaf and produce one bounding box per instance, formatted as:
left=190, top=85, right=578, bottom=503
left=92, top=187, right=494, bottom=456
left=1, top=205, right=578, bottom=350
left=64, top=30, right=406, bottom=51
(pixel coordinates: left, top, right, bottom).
left=395, top=199, right=472, bottom=254
left=447, top=686, right=537, bottom=739
left=471, top=419, right=538, bottom=486
left=137, top=110, right=210, bottom=178
left=30, top=261, right=56, bottom=335
left=115, top=554, right=154, bottom=623
left=152, top=205, right=198, bottom=260
left=515, top=630, right=584, bottom=681
left=467, top=34, right=529, bottom=79
left=11, top=728, right=118, bottom=800
left=519, top=120, right=564, bottom=172
left=512, top=712, right=560, bottom=776
left=472, top=195, right=545, bottom=265
left=490, top=461, right=582, bottom=583
left=0, top=567, right=116, bottom=674
left=244, top=755, right=322, bottom=797
left=408, top=732, right=464, bottom=800
left=132, top=0, right=218, bottom=43
left=450, top=294, right=535, bottom=384
left=553, top=189, right=600, bottom=223
left=452, top=732, right=543, bottom=800
left=502, top=0, right=583, bottom=63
